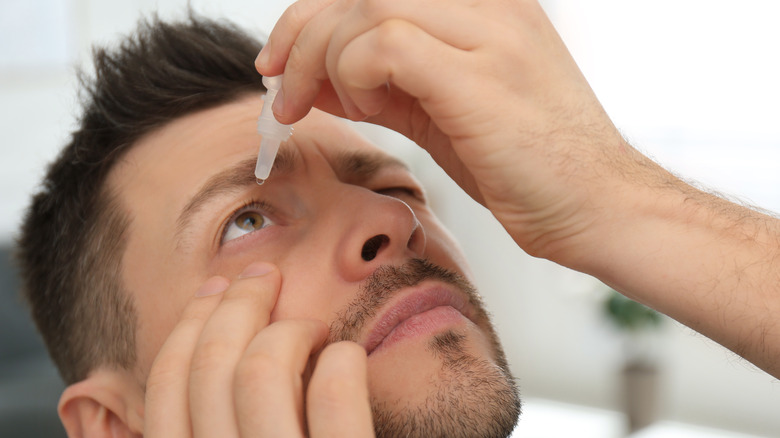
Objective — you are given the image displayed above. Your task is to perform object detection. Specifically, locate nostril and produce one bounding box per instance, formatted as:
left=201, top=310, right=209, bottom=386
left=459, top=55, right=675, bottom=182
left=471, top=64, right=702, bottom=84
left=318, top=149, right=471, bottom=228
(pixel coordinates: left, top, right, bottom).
left=361, top=234, right=389, bottom=262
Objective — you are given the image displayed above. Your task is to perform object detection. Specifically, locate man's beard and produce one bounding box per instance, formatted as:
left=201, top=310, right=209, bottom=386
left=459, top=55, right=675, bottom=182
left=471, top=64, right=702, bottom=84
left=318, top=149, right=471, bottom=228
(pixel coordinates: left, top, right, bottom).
left=328, top=258, right=521, bottom=438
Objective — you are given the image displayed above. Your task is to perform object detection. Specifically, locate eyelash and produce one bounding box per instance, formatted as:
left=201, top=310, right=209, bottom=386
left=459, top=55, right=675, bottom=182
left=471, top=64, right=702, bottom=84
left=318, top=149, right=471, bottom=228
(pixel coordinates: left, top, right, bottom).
left=219, top=199, right=275, bottom=245
left=376, top=186, right=425, bottom=202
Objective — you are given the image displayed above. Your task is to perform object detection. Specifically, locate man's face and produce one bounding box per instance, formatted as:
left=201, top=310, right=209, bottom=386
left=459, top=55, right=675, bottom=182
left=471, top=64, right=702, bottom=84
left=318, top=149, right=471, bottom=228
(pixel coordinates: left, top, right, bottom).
left=110, top=94, right=519, bottom=436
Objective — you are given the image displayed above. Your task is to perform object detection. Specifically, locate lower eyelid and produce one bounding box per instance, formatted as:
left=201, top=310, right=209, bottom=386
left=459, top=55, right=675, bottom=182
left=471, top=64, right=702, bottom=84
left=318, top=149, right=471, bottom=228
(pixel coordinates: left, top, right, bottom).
left=221, top=217, right=276, bottom=246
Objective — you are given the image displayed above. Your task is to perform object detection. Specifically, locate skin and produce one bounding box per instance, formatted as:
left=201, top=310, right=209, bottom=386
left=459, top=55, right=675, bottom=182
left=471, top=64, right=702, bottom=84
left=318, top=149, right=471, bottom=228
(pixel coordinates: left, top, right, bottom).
left=257, top=0, right=780, bottom=378
left=58, top=96, right=517, bottom=437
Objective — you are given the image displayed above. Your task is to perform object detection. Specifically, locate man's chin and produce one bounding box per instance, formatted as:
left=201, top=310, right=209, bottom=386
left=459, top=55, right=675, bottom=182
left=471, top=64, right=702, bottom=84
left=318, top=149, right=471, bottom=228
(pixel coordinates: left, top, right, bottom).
left=365, top=325, right=487, bottom=399
left=365, top=329, right=521, bottom=438
left=365, top=332, right=455, bottom=407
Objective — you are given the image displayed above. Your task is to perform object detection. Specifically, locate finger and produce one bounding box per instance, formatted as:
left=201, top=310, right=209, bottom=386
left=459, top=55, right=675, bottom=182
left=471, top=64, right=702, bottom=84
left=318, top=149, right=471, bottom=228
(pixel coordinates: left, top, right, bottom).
left=274, top=0, right=369, bottom=123
left=272, top=2, right=341, bottom=123
left=323, top=0, right=483, bottom=116
left=329, top=0, right=485, bottom=52
left=234, top=319, right=329, bottom=438
left=189, top=263, right=282, bottom=438
left=306, top=342, right=373, bottom=438
left=144, top=276, right=230, bottom=438
left=256, top=0, right=338, bottom=76
left=274, top=0, right=485, bottom=123
left=310, top=79, right=349, bottom=118
left=336, top=20, right=469, bottom=129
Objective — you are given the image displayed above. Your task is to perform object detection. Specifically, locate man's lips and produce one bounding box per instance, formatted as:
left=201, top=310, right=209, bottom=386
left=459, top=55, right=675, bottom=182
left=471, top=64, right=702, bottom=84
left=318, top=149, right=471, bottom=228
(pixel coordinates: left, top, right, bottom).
left=360, top=285, right=475, bottom=356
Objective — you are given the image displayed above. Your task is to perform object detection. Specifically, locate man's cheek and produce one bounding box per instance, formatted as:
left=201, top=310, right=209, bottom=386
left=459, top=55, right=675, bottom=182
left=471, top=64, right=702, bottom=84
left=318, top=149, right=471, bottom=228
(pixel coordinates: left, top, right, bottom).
left=268, top=272, right=336, bottom=324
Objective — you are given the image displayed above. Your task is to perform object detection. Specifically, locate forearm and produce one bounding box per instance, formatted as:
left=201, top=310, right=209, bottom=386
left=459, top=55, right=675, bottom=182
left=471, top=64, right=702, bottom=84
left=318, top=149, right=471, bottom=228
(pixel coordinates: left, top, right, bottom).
left=552, top=150, right=780, bottom=377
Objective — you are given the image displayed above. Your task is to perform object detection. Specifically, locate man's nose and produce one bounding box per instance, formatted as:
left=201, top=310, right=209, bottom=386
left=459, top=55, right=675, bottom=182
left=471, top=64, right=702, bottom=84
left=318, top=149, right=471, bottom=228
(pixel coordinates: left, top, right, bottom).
left=333, top=192, right=426, bottom=283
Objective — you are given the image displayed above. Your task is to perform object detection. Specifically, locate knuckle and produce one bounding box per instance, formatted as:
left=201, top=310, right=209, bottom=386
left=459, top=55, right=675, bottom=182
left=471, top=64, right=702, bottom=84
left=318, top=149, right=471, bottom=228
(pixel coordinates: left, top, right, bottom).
left=235, top=350, right=285, bottom=389
left=280, top=2, right=308, bottom=30
left=189, top=339, right=232, bottom=375
left=145, top=362, right=179, bottom=400
left=373, top=19, right=412, bottom=56
left=147, top=353, right=179, bottom=383
left=359, top=0, right=392, bottom=21
left=286, top=41, right=308, bottom=72
left=310, top=370, right=359, bottom=408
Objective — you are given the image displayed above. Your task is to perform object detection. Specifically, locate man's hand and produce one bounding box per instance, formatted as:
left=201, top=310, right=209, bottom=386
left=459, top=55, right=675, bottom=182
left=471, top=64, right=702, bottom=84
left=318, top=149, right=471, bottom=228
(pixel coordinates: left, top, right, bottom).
left=255, top=0, right=636, bottom=261
left=143, top=263, right=374, bottom=437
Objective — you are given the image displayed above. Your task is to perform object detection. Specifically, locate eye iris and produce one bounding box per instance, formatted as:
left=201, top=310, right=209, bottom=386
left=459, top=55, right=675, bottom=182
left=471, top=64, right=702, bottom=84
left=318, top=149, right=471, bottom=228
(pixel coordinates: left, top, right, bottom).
left=236, top=212, right=264, bottom=231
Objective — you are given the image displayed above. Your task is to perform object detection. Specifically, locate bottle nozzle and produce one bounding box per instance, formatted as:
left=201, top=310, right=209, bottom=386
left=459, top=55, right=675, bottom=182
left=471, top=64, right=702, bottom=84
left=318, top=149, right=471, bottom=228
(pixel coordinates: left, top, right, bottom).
left=255, top=75, right=293, bottom=181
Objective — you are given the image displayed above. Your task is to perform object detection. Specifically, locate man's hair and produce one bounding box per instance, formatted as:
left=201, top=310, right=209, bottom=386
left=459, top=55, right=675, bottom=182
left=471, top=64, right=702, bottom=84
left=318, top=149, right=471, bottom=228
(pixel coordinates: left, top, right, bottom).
left=16, top=13, right=266, bottom=384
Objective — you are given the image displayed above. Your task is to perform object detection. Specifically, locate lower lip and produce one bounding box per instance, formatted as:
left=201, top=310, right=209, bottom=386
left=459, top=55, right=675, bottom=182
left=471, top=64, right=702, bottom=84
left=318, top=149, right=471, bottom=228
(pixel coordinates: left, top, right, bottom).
left=370, top=306, right=468, bottom=356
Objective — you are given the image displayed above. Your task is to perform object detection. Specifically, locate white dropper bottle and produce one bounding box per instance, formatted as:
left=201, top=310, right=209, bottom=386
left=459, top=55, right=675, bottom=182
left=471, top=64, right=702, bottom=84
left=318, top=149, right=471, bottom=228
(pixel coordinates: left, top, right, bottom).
left=255, top=75, right=293, bottom=184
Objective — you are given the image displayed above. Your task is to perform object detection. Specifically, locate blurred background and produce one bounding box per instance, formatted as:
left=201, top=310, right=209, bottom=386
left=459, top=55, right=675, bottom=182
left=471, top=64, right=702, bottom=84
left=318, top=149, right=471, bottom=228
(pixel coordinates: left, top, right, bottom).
left=1, top=0, right=779, bottom=437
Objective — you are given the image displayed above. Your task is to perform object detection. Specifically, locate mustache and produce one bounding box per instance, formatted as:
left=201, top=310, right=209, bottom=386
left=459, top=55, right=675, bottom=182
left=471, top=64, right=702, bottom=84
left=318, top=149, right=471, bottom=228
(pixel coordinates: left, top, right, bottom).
left=328, top=258, right=487, bottom=345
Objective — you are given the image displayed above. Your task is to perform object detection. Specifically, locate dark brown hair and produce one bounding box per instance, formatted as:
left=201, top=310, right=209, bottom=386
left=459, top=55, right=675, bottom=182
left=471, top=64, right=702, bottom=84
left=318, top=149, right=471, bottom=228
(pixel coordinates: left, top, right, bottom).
left=17, top=13, right=266, bottom=384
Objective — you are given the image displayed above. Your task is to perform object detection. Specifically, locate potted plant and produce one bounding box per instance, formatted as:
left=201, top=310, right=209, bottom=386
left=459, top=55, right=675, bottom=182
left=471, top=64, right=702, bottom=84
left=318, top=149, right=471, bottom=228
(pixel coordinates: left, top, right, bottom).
left=603, top=289, right=664, bottom=434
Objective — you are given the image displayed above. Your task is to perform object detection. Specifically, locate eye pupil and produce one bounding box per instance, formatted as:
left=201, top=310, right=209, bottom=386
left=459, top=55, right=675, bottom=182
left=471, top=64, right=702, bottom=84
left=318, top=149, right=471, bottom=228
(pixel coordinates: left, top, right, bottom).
left=236, top=212, right=264, bottom=231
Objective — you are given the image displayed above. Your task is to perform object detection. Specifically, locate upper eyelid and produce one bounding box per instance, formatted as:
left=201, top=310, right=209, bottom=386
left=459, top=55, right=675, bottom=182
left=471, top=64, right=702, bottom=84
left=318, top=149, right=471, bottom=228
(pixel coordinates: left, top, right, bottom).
left=374, top=184, right=427, bottom=202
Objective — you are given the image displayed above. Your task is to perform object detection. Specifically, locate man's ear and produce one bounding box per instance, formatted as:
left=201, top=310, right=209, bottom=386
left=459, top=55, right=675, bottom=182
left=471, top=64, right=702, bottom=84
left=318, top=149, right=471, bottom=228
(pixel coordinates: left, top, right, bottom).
left=58, top=368, right=144, bottom=438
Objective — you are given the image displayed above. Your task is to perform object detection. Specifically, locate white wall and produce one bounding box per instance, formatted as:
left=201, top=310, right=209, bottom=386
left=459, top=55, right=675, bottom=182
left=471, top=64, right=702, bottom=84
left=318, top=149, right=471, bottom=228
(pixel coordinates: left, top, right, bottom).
left=2, top=0, right=779, bottom=436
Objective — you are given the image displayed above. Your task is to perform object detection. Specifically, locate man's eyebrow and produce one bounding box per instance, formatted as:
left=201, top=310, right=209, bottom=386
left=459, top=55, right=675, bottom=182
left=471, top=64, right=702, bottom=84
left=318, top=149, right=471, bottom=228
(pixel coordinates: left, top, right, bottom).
left=175, top=146, right=298, bottom=239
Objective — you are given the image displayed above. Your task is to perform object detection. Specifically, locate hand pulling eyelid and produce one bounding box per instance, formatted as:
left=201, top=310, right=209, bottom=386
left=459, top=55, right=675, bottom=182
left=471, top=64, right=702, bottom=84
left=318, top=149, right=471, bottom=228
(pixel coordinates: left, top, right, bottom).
left=255, top=75, right=293, bottom=185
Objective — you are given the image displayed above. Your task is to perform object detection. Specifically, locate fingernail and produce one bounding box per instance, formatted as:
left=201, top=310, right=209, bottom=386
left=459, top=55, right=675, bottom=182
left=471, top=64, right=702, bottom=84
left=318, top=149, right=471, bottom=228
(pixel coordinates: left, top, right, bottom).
left=256, top=46, right=271, bottom=71
left=272, top=87, right=285, bottom=118
left=238, top=262, right=274, bottom=279
left=195, top=276, right=230, bottom=297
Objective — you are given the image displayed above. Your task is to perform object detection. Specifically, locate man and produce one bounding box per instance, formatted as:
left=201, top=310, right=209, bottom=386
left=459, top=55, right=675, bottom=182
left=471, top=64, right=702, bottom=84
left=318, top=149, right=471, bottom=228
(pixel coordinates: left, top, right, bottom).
left=18, top=1, right=780, bottom=437
left=19, top=12, right=518, bottom=438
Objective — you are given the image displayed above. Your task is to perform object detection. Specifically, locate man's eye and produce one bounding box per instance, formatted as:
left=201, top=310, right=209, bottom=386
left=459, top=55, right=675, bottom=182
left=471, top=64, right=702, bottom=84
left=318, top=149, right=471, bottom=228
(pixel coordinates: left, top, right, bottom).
left=376, top=187, right=422, bottom=201
left=222, top=204, right=275, bottom=243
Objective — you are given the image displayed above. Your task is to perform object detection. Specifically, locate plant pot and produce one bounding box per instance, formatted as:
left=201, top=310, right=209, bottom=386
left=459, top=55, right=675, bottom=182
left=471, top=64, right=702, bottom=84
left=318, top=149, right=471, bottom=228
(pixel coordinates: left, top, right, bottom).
left=622, top=361, right=659, bottom=433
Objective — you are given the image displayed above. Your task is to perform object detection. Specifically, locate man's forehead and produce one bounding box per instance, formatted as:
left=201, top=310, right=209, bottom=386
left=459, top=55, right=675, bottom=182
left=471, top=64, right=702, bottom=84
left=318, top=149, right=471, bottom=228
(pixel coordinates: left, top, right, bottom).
left=109, top=96, right=393, bottom=193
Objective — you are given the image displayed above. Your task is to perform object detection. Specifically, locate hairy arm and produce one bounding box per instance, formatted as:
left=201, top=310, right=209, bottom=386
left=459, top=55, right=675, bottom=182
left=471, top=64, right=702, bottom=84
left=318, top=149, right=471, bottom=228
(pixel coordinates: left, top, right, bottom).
left=547, top=143, right=780, bottom=377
